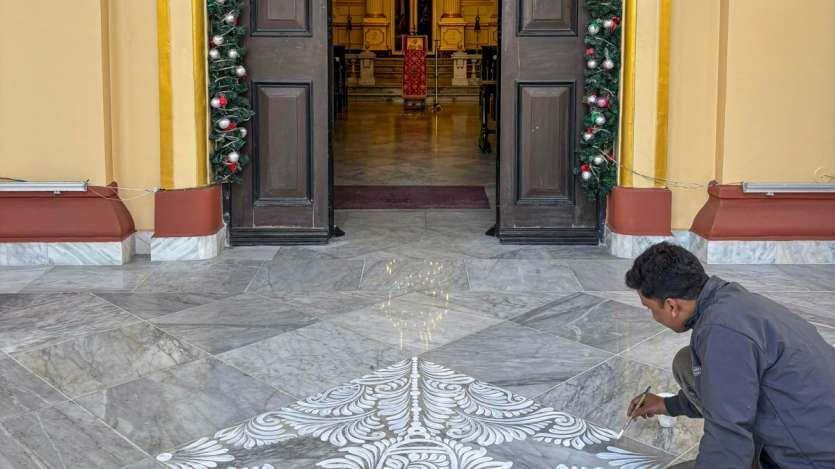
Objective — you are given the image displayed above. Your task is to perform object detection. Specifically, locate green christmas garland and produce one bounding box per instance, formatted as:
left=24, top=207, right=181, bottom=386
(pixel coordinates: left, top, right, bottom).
left=208, top=0, right=254, bottom=183
left=577, top=0, right=622, bottom=199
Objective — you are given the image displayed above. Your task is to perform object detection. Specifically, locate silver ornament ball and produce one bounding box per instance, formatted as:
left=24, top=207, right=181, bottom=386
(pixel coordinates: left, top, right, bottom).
left=212, top=35, right=225, bottom=46
left=586, top=59, right=598, bottom=69
left=238, top=127, right=247, bottom=137
left=581, top=171, right=592, bottom=181
left=582, top=132, right=594, bottom=142
left=210, top=97, right=221, bottom=108
left=603, top=19, right=614, bottom=28
left=209, top=48, right=221, bottom=60
left=227, top=151, right=240, bottom=163
left=595, top=114, right=606, bottom=125
left=588, top=23, right=600, bottom=35
left=603, top=59, right=615, bottom=70
left=216, top=0, right=226, bottom=4
left=228, top=48, right=240, bottom=59
left=217, top=118, right=231, bottom=129
left=235, top=65, right=247, bottom=77
left=586, top=94, right=598, bottom=105
left=223, top=13, right=236, bottom=24
left=593, top=155, right=605, bottom=165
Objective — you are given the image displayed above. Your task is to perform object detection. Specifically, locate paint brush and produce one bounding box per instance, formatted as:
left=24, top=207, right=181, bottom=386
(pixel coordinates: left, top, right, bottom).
left=617, top=385, right=651, bottom=439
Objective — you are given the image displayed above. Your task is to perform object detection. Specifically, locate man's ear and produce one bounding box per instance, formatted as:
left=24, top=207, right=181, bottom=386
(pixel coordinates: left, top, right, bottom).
left=664, top=298, right=679, bottom=317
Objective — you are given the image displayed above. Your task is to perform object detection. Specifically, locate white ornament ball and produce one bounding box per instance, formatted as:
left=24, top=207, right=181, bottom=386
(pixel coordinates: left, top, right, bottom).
left=216, top=0, right=226, bottom=4
left=595, top=114, right=606, bottom=125
left=586, top=94, right=598, bottom=105
left=217, top=118, right=231, bottom=129
left=603, top=59, right=615, bottom=70
left=603, top=19, right=614, bottom=29
left=228, top=48, right=240, bottom=59
left=588, top=23, right=600, bottom=35
left=235, top=65, right=247, bottom=77
left=210, top=97, right=221, bottom=108
left=582, top=132, right=594, bottom=142
left=227, top=151, right=240, bottom=163
left=593, top=155, right=605, bottom=165
left=581, top=171, right=592, bottom=181
left=223, top=13, right=236, bottom=24
left=212, top=35, right=225, bottom=46
left=238, top=127, right=247, bottom=137
left=587, top=59, right=598, bottom=69
left=209, top=48, right=221, bottom=60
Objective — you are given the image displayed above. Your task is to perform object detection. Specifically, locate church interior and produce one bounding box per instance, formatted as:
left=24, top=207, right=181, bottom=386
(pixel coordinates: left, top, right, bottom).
left=330, top=0, right=499, bottom=209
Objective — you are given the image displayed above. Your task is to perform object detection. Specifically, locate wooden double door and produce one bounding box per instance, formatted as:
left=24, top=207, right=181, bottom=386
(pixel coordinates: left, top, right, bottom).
left=230, top=0, right=598, bottom=245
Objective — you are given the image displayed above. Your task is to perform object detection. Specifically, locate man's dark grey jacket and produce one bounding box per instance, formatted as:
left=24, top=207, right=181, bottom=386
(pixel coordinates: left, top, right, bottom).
left=664, top=276, right=835, bottom=468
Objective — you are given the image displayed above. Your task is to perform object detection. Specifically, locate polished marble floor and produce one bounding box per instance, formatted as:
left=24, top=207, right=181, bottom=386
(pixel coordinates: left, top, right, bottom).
left=334, top=102, right=496, bottom=192
left=1, top=210, right=834, bottom=468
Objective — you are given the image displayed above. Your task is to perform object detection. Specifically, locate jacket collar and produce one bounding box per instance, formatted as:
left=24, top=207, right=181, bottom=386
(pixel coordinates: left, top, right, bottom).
left=685, top=276, right=726, bottom=330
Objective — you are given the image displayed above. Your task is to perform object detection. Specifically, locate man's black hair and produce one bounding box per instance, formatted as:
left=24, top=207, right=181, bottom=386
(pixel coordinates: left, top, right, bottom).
left=625, top=242, right=708, bottom=301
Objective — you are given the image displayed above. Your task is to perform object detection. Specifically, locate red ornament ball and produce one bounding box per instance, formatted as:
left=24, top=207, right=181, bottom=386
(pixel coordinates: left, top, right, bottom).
left=218, top=95, right=228, bottom=107
left=585, top=48, right=595, bottom=57
left=226, top=121, right=237, bottom=130
left=580, top=164, right=591, bottom=172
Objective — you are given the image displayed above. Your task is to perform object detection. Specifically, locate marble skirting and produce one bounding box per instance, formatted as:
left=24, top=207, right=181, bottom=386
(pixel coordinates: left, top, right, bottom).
left=606, top=228, right=835, bottom=264
left=0, top=235, right=135, bottom=266
left=151, top=227, right=225, bottom=262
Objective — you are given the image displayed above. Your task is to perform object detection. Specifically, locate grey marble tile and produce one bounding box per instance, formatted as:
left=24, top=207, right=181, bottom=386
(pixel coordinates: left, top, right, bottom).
left=587, top=290, right=646, bottom=309
left=307, top=226, right=428, bottom=260
left=217, top=245, right=280, bottom=261
left=23, top=265, right=151, bottom=292
left=48, top=240, right=133, bottom=265
left=0, top=292, right=52, bottom=313
left=705, top=240, right=777, bottom=264
left=542, top=245, right=616, bottom=260
left=176, top=436, right=345, bottom=469
left=121, top=459, right=165, bottom=469
left=0, top=292, right=140, bottom=353
left=539, top=356, right=704, bottom=456
left=339, top=209, right=427, bottom=228
left=95, top=292, right=223, bottom=319
left=775, top=241, right=835, bottom=264
left=0, top=242, right=48, bottom=266
left=423, top=321, right=612, bottom=398
left=0, top=266, right=51, bottom=293
left=564, top=259, right=635, bottom=291
left=218, top=320, right=409, bottom=398
left=248, top=259, right=364, bottom=293
left=466, top=260, right=584, bottom=292
left=706, top=266, right=812, bottom=292
left=77, top=357, right=293, bottom=454
left=0, top=401, right=146, bottom=468
left=764, top=292, right=835, bottom=328
left=622, top=329, right=692, bottom=371
left=135, top=261, right=260, bottom=295
left=488, top=435, right=676, bottom=469
left=0, top=356, right=66, bottom=420
left=134, top=231, right=153, bottom=256
left=775, top=264, right=835, bottom=291
left=152, top=294, right=318, bottom=354
left=512, top=293, right=665, bottom=353
left=151, top=230, right=224, bottom=261
left=398, top=290, right=568, bottom=320
left=328, top=294, right=502, bottom=352
left=13, top=322, right=206, bottom=398
left=360, top=258, right=470, bottom=292
left=276, top=290, right=393, bottom=319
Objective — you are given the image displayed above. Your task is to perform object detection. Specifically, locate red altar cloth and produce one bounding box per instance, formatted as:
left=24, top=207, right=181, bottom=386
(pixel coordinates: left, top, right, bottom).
left=402, top=36, right=427, bottom=100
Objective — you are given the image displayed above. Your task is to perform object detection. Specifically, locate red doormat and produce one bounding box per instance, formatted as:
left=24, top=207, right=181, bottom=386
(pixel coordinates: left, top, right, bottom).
left=335, top=185, right=490, bottom=209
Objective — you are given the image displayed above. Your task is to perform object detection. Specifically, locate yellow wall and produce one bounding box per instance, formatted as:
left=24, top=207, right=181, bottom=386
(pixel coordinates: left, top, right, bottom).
left=1, top=0, right=206, bottom=231
left=110, top=0, right=160, bottom=230
left=635, top=0, right=835, bottom=230
left=717, top=0, right=835, bottom=184
left=0, top=0, right=113, bottom=185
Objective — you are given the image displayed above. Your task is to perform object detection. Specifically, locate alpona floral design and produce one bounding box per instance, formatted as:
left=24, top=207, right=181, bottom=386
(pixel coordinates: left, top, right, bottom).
left=157, top=358, right=661, bottom=469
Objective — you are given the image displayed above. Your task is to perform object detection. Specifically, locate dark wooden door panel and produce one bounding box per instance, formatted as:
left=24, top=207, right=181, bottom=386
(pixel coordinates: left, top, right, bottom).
left=230, top=0, right=331, bottom=244
left=498, top=0, right=597, bottom=244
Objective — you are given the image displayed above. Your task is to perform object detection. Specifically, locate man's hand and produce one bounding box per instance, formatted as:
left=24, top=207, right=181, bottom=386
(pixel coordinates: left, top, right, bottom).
left=627, top=393, right=669, bottom=419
